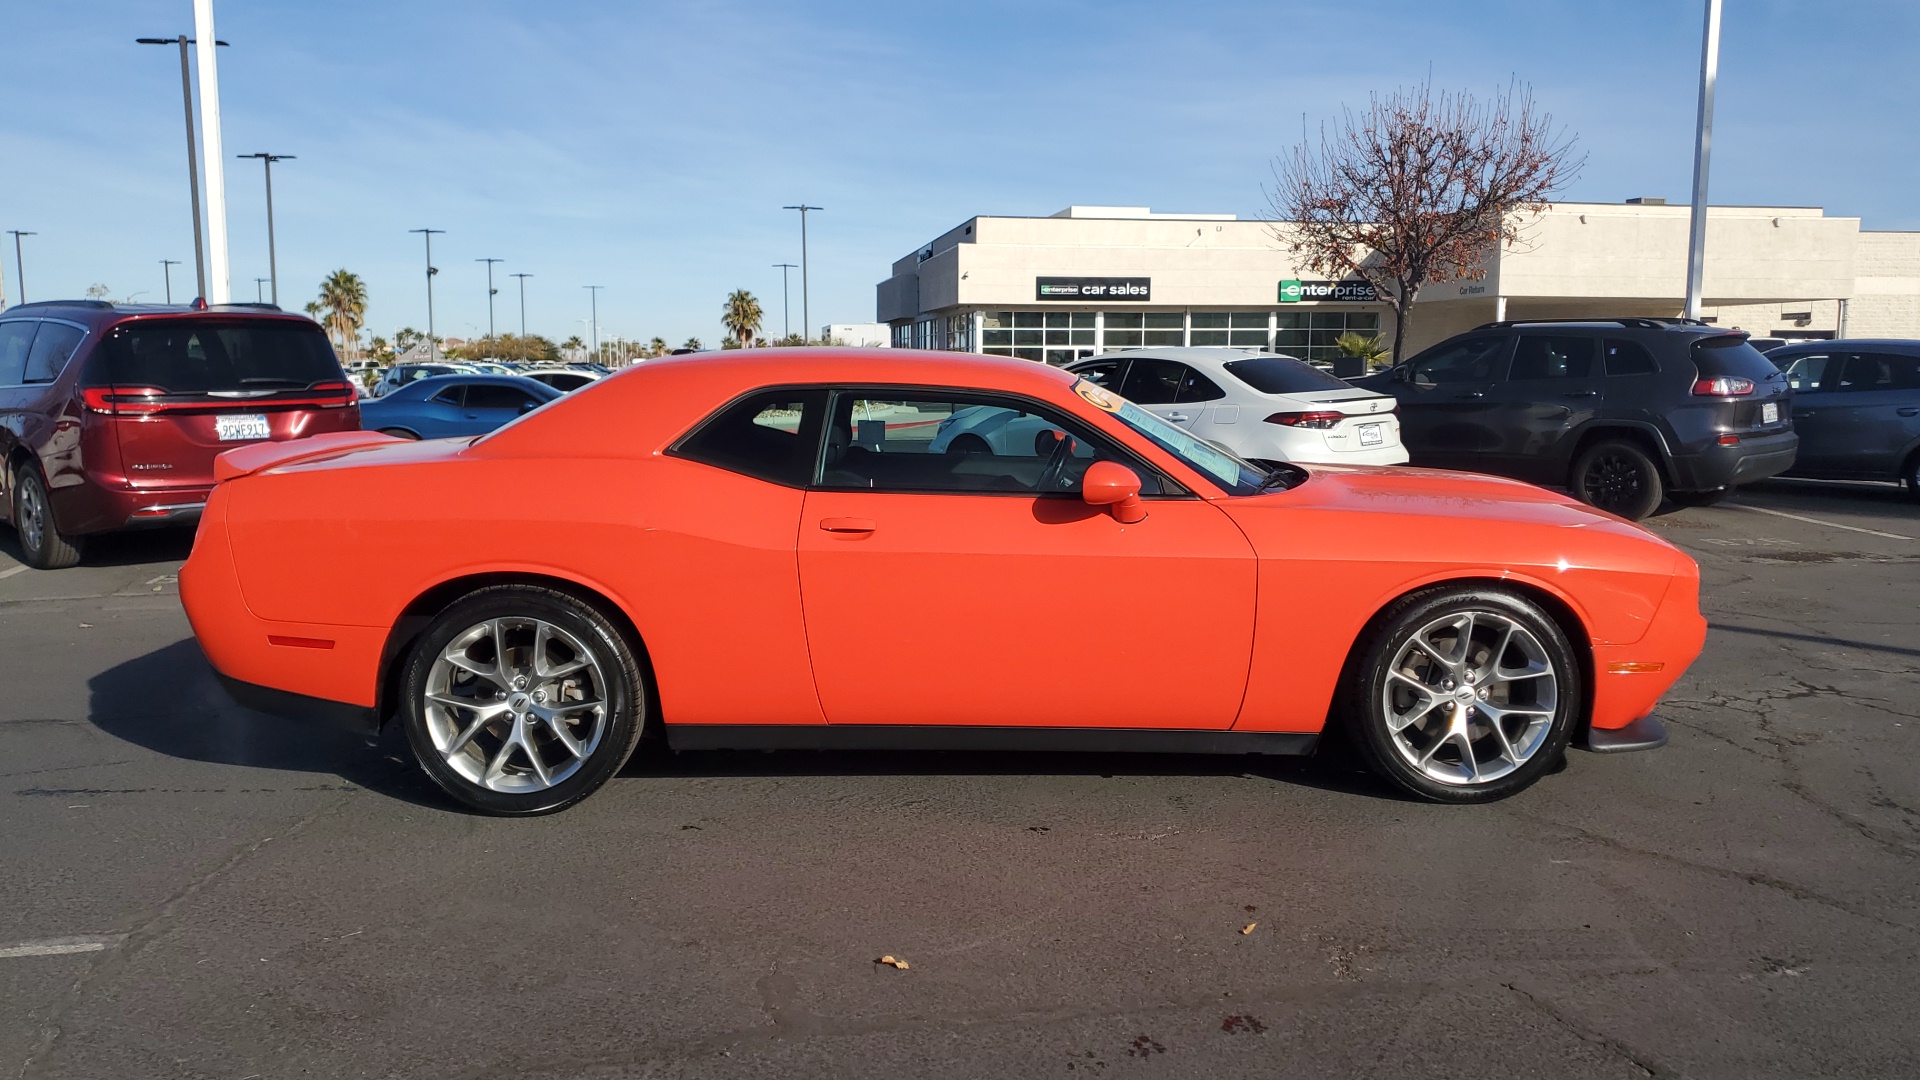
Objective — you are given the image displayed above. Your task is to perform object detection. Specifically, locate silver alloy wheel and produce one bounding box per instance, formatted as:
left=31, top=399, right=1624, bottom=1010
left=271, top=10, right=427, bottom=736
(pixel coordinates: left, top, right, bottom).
left=17, top=474, right=46, bottom=554
left=1381, top=610, right=1559, bottom=786
left=423, top=617, right=609, bottom=793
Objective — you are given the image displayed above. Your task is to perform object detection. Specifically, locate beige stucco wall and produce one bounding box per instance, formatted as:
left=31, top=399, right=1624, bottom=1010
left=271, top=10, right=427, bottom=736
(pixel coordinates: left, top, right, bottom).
left=1849, top=230, right=1920, bottom=338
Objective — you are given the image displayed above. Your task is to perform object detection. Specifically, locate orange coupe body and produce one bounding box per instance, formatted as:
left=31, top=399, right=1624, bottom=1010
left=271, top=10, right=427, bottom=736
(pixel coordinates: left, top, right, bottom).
left=180, top=349, right=1705, bottom=812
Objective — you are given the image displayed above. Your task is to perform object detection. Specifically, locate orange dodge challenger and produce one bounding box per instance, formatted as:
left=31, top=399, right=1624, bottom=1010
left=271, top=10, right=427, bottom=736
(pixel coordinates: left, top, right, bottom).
left=180, top=349, right=1706, bottom=815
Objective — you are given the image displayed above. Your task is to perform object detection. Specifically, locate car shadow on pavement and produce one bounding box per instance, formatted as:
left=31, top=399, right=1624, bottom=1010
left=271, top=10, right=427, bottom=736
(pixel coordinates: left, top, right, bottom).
left=86, top=639, right=448, bottom=809
left=0, top=525, right=196, bottom=568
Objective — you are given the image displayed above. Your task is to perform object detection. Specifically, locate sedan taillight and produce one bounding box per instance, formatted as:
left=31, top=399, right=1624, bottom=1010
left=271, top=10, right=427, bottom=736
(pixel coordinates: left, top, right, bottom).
left=1692, top=376, right=1755, bottom=396
left=1265, top=410, right=1345, bottom=429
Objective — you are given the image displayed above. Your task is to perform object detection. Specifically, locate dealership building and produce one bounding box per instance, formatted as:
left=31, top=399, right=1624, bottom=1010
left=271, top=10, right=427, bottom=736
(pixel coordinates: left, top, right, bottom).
left=875, top=201, right=1920, bottom=364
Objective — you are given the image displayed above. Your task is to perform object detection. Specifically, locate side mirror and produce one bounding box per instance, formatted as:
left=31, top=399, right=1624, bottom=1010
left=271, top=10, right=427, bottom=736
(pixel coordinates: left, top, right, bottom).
left=1390, top=365, right=1411, bottom=383
left=521, top=399, right=541, bottom=413
left=1081, top=461, right=1146, bottom=523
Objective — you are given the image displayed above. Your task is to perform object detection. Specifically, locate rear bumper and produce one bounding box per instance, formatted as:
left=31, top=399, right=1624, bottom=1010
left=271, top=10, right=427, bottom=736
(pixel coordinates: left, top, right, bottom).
left=51, top=480, right=212, bottom=536
left=215, top=671, right=378, bottom=734
left=1667, top=431, right=1798, bottom=491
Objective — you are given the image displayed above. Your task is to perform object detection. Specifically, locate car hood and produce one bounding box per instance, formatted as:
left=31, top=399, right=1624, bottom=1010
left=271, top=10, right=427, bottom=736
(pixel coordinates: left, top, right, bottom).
left=1256, top=463, right=1658, bottom=533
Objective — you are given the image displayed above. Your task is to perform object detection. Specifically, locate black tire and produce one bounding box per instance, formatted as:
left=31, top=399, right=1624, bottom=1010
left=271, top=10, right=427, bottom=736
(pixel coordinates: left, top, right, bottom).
left=378, top=428, right=421, bottom=440
left=1339, top=586, right=1580, bottom=804
left=1667, top=487, right=1732, bottom=507
left=12, top=465, right=83, bottom=570
left=399, top=585, right=646, bottom=815
left=1571, top=439, right=1664, bottom=520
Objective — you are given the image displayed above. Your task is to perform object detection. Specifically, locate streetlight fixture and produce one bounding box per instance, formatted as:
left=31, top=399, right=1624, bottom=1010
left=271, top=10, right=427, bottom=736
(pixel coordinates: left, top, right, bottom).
left=1683, top=0, right=1723, bottom=321
left=782, top=205, right=821, bottom=342
left=235, top=152, right=293, bottom=305
left=583, top=285, right=604, bottom=359
left=161, top=259, right=181, bottom=304
left=476, top=258, right=503, bottom=339
left=137, top=34, right=227, bottom=301
left=409, top=228, right=445, bottom=360
left=773, top=262, right=797, bottom=340
left=510, top=272, right=533, bottom=338
left=7, top=231, right=34, bottom=305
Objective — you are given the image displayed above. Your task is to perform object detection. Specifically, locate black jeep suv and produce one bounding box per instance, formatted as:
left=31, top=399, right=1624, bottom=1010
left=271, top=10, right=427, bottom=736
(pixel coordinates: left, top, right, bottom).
left=1357, top=318, right=1796, bottom=519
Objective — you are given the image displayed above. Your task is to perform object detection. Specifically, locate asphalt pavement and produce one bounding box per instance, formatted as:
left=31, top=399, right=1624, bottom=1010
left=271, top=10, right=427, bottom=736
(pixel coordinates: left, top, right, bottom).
left=2, top=478, right=1918, bottom=1079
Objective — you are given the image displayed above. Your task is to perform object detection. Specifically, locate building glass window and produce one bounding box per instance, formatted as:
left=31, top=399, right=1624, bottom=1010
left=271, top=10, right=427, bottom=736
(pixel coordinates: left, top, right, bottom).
left=1276, top=310, right=1381, bottom=366
left=1144, top=312, right=1184, bottom=347
left=1229, top=312, right=1270, bottom=349
left=1103, top=311, right=1144, bottom=349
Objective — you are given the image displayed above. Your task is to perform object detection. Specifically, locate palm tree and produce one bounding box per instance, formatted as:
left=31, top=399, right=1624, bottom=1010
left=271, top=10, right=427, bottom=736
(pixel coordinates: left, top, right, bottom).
left=722, top=289, right=763, bottom=349
left=647, top=336, right=667, bottom=357
left=316, top=270, right=369, bottom=362
left=682, top=337, right=703, bottom=352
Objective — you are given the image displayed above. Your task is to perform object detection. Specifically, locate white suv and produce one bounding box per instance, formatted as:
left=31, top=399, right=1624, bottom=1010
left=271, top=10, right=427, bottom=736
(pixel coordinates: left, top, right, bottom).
left=1067, top=349, right=1406, bottom=466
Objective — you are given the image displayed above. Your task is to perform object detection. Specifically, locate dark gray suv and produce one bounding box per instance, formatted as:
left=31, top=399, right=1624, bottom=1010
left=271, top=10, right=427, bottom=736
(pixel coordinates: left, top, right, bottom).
left=1357, top=318, right=1797, bottom=520
left=1766, top=340, right=1920, bottom=496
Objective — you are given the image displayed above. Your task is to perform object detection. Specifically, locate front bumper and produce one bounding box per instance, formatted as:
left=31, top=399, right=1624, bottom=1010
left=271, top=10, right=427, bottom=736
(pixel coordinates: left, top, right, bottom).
left=1668, top=431, right=1798, bottom=491
left=1578, top=713, right=1668, bottom=753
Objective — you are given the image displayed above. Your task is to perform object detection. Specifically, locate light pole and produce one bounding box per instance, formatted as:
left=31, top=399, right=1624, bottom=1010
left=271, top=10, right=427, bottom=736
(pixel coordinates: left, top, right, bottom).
left=409, top=228, right=444, bottom=360
left=476, top=258, right=503, bottom=339
left=235, top=152, right=293, bottom=305
left=254, top=276, right=269, bottom=302
left=1684, top=0, right=1723, bottom=321
left=583, top=285, right=604, bottom=360
left=510, top=273, right=532, bottom=338
left=773, top=262, right=796, bottom=340
left=782, top=205, right=821, bottom=342
left=7, top=231, right=34, bottom=304
left=161, top=259, right=181, bottom=304
left=137, top=35, right=226, bottom=301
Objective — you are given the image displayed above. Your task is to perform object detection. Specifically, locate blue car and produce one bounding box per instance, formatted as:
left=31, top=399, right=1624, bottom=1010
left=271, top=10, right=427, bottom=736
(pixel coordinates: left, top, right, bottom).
left=358, top=374, right=563, bottom=439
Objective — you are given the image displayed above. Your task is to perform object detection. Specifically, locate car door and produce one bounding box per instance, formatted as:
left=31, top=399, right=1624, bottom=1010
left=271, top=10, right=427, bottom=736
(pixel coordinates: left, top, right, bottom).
left=460, top=382, right=540, bottom=433
left=1477, top=333, right=1602, bottom=483
left=797, top=388, right=1257, bottom=730
left=1803, top=351, right=1920, bottom=479
left=1778, top=351, right=1842, bottom=474
left=0, top=320, right=43, bottom=515
left=1120, top=358, right=1209, bottom=431
left=414, top=383, right=469, bottom=437
left=1386, top=334, right=1514, bottom=471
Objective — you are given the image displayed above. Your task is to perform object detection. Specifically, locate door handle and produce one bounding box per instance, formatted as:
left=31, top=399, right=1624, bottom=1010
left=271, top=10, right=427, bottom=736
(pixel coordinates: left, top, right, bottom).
left=1899, top=407, right=1919, bottom=417
left=1561, top=390, right=1599, bottom=398
left=818, top=517, right=876, bottom=536
left=1165, top=412, right=1190, bottom=422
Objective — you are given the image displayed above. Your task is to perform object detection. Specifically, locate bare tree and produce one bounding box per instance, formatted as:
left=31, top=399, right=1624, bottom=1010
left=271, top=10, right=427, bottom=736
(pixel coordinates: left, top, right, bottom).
left=1272, top=82, right=1582, bottom=363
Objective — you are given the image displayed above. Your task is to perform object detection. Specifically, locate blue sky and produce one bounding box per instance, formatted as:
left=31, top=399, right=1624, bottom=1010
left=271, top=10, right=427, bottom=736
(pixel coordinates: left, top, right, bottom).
left=4, top=0, right=1916, bottom=345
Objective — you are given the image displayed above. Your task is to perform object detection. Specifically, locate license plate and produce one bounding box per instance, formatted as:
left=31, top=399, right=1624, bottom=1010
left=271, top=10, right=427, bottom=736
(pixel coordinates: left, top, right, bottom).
left=215, top=414, right=271, bottom=441
left=1358, top=423, right=1384, bottom=446
left=1761, top=402, right=1779, bottom=424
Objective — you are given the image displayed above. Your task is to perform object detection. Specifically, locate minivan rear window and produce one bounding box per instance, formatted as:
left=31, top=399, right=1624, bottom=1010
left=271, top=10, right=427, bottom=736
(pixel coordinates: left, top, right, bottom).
left=1222, top=356, right=1353, bottom=395
left=95, top=320, right=343, bottom=394
left=1691, top=335, right=1784, bottom=382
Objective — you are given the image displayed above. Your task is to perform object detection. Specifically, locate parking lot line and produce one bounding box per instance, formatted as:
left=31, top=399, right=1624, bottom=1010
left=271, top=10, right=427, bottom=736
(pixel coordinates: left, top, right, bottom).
left=0, top=938, right=113, bottom=959
left=1735, top=504, right=1914, bottom=541
left=0, top=565, right=28, bottom=581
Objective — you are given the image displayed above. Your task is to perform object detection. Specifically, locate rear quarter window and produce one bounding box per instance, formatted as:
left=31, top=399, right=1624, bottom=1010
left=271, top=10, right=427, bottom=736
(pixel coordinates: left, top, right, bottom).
left=1691, top=336, right=1785, bottom=382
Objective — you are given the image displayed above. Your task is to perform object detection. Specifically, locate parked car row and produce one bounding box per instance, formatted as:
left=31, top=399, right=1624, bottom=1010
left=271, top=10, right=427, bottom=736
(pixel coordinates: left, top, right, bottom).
left=369, top=361, right=604, bottom=398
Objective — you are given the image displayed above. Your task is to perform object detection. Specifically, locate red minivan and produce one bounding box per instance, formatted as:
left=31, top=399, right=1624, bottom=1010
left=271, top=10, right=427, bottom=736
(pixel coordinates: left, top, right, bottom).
left=0, top=301, right=361, bottom=568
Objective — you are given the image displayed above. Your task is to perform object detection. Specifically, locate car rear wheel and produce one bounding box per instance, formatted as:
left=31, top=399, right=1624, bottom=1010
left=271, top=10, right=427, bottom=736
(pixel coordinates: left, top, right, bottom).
left=1572, top=439, right=1664, bottom=520
left=1341, top=587, right=1579, bottom=803
left=400, top=585, right=646, bottom=815
left=12, top=465, right=82, bottom=570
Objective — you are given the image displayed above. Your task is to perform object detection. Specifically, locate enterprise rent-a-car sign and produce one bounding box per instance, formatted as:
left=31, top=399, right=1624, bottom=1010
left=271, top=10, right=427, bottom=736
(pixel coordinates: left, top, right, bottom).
left=1036, top=277, right=1151, bottom=301
left=1279, top=279, right=1379, bottom=303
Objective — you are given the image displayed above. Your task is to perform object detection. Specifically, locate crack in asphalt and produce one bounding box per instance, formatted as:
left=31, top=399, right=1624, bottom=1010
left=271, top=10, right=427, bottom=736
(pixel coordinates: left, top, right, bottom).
left=1504, top=981, right=1685, bottom=1079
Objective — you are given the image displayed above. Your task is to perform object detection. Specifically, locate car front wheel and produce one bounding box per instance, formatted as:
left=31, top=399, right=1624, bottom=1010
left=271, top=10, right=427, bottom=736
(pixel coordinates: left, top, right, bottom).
left=1342, top=587, right=1579, bottom=803
left=400, top=585, right=647, bottom=815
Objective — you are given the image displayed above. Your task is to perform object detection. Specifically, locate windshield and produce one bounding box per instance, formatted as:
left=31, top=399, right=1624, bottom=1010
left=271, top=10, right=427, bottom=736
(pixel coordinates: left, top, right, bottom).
left=1222, top=356, right=1354, bottom=395
left=1072, top=379, right=1268, bottom=494
left=98, top=319, right=344, bottom=393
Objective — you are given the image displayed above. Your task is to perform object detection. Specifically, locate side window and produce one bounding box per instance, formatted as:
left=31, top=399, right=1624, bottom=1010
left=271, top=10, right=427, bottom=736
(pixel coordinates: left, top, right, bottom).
left=22, top=322, right=84, bottom=384
left=464, top=384, right=538, bottom=411
left=1175, top=366, right=1226, bottom=403
left=1603, top=339, right=1660, bottom=377
left=0, top=320, right=40, bottom=385
left=1886, top=354, right=1920, bottom=390
left=1779, top=353, right=1830, bottom=392
left=1074, top=359, right=1126, bottom=391
left=430, top=385, right=465, bottom=406
left=1120, top=358, right=1184, bottom=405
left=1409, top=336, right=1508, bottom=386
left=1833, top=353, right=1889, bottom=393
left=819, top=392, right=1159, bottom=496
left=673, top=388, right=828, bottom=487
left=1506, top=335, right=1595, bottom=380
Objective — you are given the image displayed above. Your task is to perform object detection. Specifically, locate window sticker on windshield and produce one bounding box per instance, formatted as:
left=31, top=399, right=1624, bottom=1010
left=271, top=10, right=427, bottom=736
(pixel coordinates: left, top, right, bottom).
left=1074, top=379, right=1123, bottom=412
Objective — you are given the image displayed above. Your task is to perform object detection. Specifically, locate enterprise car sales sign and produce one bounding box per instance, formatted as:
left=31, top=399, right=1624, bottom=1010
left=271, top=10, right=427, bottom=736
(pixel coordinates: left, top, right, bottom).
left=1036, top=277, right=1151, bottom=301
left=1279, top=279, right=1380, bottom=303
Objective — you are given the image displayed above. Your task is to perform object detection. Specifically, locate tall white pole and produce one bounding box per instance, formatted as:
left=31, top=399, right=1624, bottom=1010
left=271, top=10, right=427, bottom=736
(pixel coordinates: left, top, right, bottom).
left=1683, top=0, right=1722, bottom=321
left=194, top=0, right=231, bottom=304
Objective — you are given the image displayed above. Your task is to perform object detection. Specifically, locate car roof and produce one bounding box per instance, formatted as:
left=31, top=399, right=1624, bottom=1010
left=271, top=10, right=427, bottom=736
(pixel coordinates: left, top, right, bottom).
left=1769, top=339, right=1920, bottom=352
left=0, top=300, right=318, bottom=330
left=381, top=373, right=559, bottom=397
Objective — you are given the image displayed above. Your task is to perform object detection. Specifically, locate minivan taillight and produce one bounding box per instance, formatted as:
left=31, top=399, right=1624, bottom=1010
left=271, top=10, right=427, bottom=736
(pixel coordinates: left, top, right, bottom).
left=1692, top=376, right=1755, bottom=396
left=1265, top=411, right=1345, bottom=429
left=82, top=387, right=174, bottom=415
left=307, top=381, right=358, bottom=408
